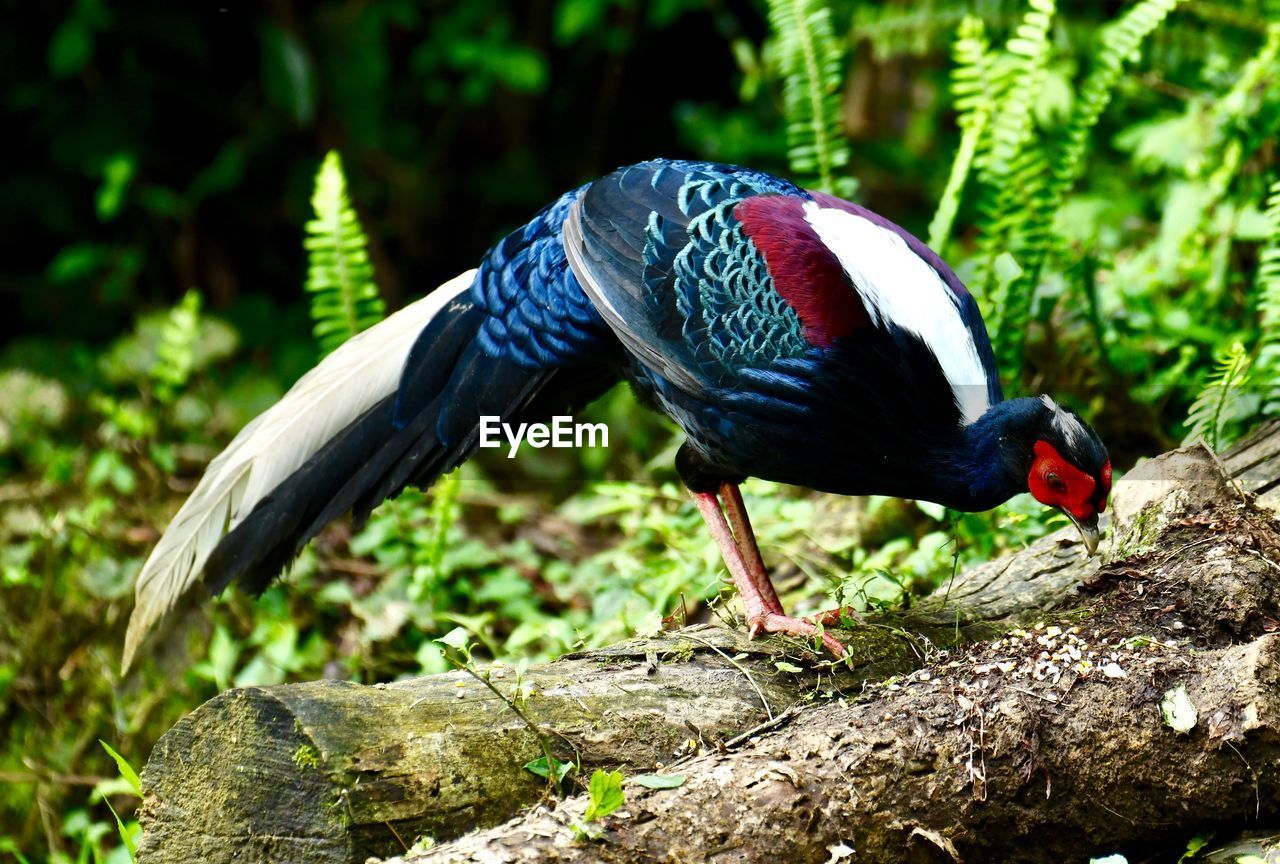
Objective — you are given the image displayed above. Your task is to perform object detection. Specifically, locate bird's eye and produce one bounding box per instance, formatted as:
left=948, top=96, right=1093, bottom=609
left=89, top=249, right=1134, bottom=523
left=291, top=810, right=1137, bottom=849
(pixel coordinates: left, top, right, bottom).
left=1046, top=472, right=1066, bottom=493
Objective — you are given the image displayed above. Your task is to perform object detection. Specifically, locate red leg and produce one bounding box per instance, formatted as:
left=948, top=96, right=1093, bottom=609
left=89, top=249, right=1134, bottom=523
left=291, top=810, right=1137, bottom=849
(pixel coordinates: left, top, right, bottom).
left=691, top=490, right=846, bottom=658
left=721, top=483, right=864, bottom=631
left=719, top=482, right=784, bottom=615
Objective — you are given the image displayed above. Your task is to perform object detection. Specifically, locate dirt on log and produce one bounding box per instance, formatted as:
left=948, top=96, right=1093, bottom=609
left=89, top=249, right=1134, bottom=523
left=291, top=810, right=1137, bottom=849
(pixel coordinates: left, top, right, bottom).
left=135, top=424, right=1280, bottom=864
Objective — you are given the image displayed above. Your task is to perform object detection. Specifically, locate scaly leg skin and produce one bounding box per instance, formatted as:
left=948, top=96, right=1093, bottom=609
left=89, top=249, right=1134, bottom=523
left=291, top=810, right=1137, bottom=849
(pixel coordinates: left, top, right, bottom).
left=718, top=483, right=859, bottom=645
left=718, top=482, right=783, bottom=615
left=691, top=490, right=846, bottom=658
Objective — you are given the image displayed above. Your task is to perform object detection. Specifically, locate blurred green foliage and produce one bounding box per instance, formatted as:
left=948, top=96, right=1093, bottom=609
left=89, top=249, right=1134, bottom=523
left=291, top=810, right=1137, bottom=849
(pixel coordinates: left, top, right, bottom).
left=2, top=0, right=1279, bottom=860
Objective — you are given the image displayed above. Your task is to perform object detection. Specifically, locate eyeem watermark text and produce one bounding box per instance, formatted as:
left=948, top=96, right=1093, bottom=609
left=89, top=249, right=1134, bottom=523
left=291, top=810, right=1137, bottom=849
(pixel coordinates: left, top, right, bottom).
left=479, top=416, right=608, bottom=458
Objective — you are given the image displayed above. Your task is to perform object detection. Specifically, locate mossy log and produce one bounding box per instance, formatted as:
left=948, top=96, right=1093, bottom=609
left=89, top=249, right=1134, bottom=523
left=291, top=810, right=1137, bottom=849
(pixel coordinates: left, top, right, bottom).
left=137, top=625, right=891, bottom=863
left=388, top=439, right=1280, bottom=863
left=136, top=424, right=1280, bottom=864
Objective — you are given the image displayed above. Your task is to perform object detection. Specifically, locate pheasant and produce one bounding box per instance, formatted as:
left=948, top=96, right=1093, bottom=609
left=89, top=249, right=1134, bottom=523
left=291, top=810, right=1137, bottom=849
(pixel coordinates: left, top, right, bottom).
left=124, top=159, right=1111, bottom=667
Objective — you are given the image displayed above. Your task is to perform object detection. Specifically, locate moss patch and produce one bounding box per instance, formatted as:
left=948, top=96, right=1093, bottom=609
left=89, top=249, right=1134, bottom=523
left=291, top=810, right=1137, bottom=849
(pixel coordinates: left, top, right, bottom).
left=293, top=743, right=321, bottom=770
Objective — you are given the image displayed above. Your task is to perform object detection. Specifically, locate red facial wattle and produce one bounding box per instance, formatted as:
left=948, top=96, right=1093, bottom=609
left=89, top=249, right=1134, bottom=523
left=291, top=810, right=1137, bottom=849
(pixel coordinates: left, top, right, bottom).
left=1027, top=440, right=1100, bottom=520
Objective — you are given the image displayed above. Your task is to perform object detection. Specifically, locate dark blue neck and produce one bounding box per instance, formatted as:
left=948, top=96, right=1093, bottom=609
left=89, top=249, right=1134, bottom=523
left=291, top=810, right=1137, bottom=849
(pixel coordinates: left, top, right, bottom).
left=923, top=397, right=1046, bottom=512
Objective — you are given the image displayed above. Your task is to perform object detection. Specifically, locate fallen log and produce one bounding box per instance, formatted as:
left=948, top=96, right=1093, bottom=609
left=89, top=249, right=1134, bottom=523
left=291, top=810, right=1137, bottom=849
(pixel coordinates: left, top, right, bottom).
left=136, top=424, right=1280, bottom=864
left=135, top=625, right=896, bottom=863
left=385, top=442, right=1280, bottom=863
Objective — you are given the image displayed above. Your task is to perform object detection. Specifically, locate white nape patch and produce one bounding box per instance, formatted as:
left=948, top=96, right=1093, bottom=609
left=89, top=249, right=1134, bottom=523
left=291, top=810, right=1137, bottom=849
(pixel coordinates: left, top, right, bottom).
left=803, top=203, right=990, bottom=424
left=1041, top=395, right=1089, bottom=449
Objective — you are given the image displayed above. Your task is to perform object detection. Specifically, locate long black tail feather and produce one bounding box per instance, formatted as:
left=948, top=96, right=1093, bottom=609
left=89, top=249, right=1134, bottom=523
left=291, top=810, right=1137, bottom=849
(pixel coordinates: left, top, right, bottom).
left=201, top=300, right=546, bottom=596
left=201, top=301, right=617, bottom=598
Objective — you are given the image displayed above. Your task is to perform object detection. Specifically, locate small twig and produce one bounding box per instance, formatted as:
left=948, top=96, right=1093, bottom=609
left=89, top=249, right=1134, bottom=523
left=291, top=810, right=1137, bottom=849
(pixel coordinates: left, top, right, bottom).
left=722, top=703, right=804, bottom=749
left=435, top=643, right=578, bottom=797
left=323, top=558, right=385, bottom=577
left=1007, top=686, right=1060, bottom=704
left=1156, top=536, right=1219, bottom=566
left=1224, top=740, right=1260, bottom=818
left=1091, top=795, right=1139, bottom=826
left=940, top=511, right=963, bottom=608
left=1246, top=548, right=1280, bottom=572
left=459, top=663, right=568, bottom=771
left=0, top=770, right=107, bottom=786
left=680, top=632, right=774, bottom=721
left=385, top=819, right=409, bottom=853
left=0, top=481, right=55, bottom=504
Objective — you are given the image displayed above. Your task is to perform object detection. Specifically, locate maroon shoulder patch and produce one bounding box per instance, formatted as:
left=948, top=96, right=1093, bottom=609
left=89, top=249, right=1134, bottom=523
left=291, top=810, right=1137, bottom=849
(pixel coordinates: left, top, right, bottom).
left=734, top=195, right=867, bottom=348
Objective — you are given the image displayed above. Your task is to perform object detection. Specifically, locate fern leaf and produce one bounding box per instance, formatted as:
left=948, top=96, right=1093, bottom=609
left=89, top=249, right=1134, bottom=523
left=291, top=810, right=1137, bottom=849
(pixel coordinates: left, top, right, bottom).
left=1184, top=341, right=1251, bottom=452
left=990, top=0, right=1181, bottom=370
left=976, top=0, right=1055, bottom=186
left=928, top=16, right=994, bottom=252
left=767, top=0, right=850, bottom=194
left=1256, top=179, right=1280, bottom=418
left=420, top=469, right=462, bottom=599
left=305, top=151, right=386, bottom=356
left=150, top=289, right=202, bottom=403
left=853, top=1, right=992, bottom=61
left=969, top=0, right=1056, bottom=315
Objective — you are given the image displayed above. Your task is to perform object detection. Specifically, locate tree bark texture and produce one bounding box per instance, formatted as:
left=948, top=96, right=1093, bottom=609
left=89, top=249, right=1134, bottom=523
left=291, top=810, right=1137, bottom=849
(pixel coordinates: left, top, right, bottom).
left=136, top=423, right=1280, bottom=864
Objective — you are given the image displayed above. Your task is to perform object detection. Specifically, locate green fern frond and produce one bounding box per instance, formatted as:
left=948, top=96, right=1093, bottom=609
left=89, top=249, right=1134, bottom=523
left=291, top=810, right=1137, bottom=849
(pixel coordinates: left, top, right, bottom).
left=150, top=289, right=202, bottom=403
left=767, top=0, right=850, bottom=194
left=976, top=0, right=1055, bottom=185
left=1050, top=0, right=1183, bottom=203
left=852, top=1, right=979, bottom=61
left=968, top=0, right=1056, bottom=312
left=305, top=151, right=386, bottom=356
left=1184, top=340, right=1251, bottom=452
left=1256, top=179, right=1280, bottom=417
left=422, top=470, right=461, bottom=594
left=928, top=16, right=993, bottom=252
left=979, top=148, right=1053, bottom=358
left=988, top=0, right=1181, bottom=368
left=1182, top=0, right=1275, bottom=33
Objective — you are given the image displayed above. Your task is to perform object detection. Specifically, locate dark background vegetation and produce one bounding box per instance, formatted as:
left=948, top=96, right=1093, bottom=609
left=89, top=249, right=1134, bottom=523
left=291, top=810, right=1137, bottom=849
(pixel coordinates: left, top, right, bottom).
left=4, top=0, right=767, bottom=345
left=2, top=0, right=1277, bottom=860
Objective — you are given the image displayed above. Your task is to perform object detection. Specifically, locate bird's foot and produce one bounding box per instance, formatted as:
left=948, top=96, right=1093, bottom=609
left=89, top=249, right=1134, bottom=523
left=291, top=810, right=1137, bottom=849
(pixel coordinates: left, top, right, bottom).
left=810, top=605, right=867, bottom=629
left=747, top=612, right=847, bottom=658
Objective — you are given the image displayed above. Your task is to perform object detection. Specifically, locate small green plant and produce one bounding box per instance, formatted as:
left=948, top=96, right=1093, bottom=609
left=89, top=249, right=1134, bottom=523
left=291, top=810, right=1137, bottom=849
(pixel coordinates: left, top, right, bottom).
left=583, top=768, right=624, bottom=821
left=98, top=740, right=142, bottom=861
left=435, top=627, right=576, bottom=795
left=1255, top=178, right=1280, bottom=417
left=1184, top=341, right=1252, bottom=452
left=571, top=768, right=625, bottom=839
left=149, top=289, right=202, bottom=404
left=305, top=150, right=386, bottom=355
left=1178, top=832, right=1212, bottom=862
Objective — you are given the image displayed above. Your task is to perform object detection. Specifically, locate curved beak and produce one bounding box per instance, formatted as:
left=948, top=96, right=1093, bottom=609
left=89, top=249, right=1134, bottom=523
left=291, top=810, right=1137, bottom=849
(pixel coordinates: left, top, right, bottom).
left=1066, top=512, right=1101, bottom=557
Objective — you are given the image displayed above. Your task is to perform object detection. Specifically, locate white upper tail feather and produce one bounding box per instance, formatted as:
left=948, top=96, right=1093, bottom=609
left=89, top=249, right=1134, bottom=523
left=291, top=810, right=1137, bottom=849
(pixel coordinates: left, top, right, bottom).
left=122, top=269, right=477, bottom=672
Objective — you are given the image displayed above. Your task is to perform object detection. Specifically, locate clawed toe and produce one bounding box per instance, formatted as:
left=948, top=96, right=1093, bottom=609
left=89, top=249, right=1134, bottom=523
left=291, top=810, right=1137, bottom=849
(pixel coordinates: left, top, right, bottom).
left=747, top=612, right=848, bottom=658
left=811, top=605, right=866, bottom=629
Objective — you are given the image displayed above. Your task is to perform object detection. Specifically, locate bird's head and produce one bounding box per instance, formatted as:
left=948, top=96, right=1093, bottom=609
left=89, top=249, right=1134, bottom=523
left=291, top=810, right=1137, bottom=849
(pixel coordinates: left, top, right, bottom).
left=1022, top=396, right=1112, bottom=555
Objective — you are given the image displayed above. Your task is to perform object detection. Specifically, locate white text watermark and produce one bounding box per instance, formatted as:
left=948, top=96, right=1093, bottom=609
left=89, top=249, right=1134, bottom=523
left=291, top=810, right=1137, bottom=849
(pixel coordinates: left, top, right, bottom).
left=479, top=415, right=609, bottom=458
